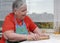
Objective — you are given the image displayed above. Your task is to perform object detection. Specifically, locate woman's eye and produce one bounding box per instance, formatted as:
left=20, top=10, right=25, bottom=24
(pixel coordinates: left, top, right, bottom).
left=21, top=9, right=27, bottom=12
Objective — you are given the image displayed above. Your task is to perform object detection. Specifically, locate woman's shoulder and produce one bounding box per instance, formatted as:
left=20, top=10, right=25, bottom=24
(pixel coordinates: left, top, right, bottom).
left=6, top=12, right=14, bottom=18
left=4, top=12, right=15, bottom=21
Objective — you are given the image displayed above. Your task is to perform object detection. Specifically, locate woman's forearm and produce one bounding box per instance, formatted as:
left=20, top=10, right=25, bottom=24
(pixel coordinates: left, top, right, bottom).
left=4, top=31, right=27, bottom=42
left=33, top=27, right=41, bottom=34
left=7, top=33, right=27, bottom=42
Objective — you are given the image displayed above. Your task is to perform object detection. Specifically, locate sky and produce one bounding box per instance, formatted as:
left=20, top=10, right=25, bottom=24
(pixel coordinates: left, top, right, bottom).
left=26, top=0, right=54, bottom=14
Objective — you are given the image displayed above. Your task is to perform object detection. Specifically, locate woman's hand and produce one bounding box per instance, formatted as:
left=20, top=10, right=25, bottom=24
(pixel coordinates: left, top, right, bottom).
left=27, top=32, right=40, bottom=41
left=27, top=32, right=49, bottom=41
left=33, top=27, right=49, bottom=40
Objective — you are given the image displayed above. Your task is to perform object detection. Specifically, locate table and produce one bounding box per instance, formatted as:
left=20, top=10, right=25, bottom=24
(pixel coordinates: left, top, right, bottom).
left=21, top=34, right=60, bottom=43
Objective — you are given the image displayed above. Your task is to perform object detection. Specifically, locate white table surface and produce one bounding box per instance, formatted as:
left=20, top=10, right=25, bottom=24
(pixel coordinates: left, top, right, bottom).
left=21, top=34, right=60, bottom=43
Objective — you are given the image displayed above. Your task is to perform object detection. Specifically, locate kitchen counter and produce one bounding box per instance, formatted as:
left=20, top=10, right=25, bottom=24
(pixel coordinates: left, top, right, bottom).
left=20, top=34, right=60, bottom=43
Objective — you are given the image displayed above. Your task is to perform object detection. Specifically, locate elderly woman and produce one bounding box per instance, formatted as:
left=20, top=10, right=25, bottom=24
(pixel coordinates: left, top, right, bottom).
left=1, top=0, right=49, bottom=43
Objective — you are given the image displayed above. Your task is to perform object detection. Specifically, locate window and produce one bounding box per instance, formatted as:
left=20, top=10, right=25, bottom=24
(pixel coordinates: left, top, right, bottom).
left=26, top=0, right=54, bottom=29
left=0, top=0, right=54, bottom=33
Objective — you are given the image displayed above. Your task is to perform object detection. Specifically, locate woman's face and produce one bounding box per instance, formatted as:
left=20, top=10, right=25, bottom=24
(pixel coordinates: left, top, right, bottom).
left=14, top=4, right=27, bottom=20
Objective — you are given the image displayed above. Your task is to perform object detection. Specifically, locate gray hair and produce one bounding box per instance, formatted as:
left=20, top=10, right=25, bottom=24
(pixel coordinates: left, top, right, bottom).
left=12, top=0, right=26, bottom=10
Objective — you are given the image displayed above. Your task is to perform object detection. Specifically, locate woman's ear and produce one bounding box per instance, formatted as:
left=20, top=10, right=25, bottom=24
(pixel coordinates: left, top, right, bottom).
left=13, top=8, right=17, bottom=14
